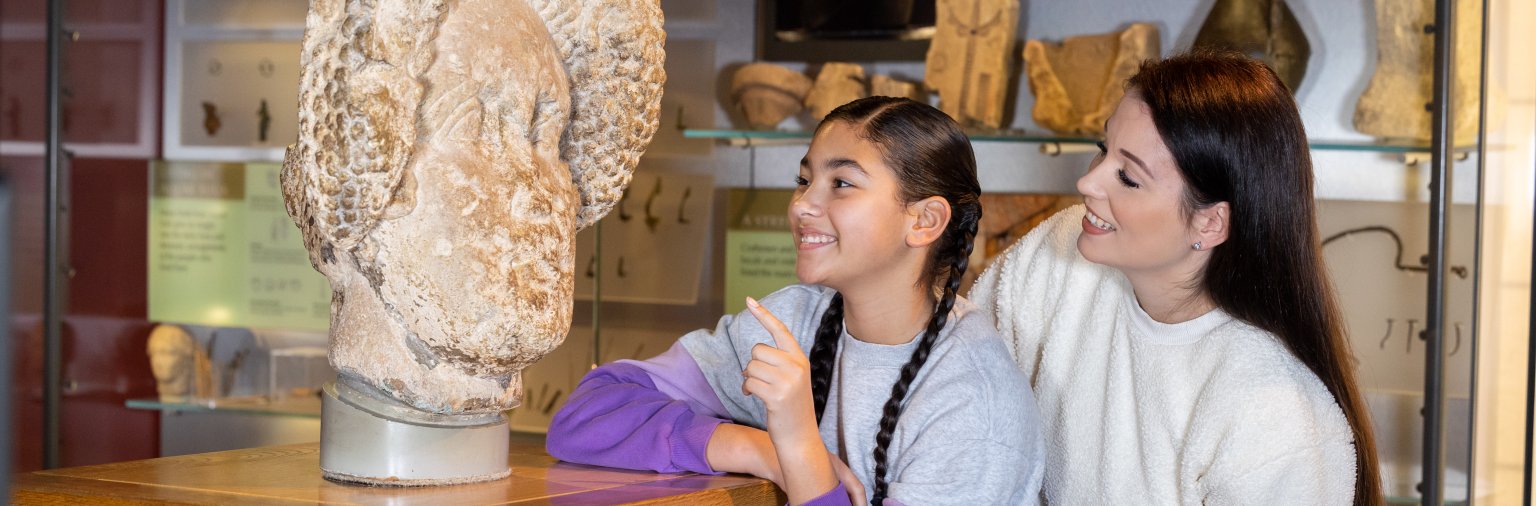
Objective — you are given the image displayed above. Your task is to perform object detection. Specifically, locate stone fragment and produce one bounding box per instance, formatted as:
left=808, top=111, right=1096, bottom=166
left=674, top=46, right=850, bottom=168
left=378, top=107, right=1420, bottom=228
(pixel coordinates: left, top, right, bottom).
left=730, top=63, right=812, bottom=130
left=1024, top=23, right=1159, bottom=136
left=924, top=0, right=1020, bottom=129
left=1353, top=0, right=1481, bottom=144
left=870, top=74, right=926, bottom=103
left=1193, top=0, right=1311, bottom=92
left=804, top=62, right=867, bottom=120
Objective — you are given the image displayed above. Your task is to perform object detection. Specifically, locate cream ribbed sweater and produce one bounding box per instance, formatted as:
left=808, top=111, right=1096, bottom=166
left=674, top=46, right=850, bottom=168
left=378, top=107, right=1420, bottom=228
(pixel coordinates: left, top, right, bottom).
left=968, top=205, right=1357, bottom=505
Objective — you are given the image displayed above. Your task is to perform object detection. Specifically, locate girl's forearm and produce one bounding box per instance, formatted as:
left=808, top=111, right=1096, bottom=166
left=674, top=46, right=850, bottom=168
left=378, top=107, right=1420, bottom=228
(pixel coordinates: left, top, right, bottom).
left=769, top=427, right=840, bottom=505
left=708, top=424, right=846, bottom=506
left=706, top=423, right=781, bottom=482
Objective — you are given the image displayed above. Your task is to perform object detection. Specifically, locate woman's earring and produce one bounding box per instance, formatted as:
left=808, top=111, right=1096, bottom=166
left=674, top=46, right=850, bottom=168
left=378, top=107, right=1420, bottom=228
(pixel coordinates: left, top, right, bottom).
left=1192, top=241, right=1203, bottom=251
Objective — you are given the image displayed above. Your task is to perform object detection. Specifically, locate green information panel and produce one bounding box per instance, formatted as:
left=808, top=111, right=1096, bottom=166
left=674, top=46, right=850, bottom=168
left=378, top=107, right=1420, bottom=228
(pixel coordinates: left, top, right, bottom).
left=723, top=189, right=799, bottom=314
left=149, top=161, right=330, bottom=331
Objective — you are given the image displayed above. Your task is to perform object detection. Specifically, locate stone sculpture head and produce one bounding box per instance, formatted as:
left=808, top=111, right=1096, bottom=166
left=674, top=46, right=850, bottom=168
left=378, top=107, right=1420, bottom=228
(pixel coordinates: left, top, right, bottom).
left=282, top=0, right=665, bottom=414
left=146, top=324, right=212, bottom=401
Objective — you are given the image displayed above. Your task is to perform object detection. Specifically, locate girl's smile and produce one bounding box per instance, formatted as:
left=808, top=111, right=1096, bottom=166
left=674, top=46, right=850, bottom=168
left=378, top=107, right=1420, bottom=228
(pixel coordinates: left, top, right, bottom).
left=796, top=228, right=838, bottom=250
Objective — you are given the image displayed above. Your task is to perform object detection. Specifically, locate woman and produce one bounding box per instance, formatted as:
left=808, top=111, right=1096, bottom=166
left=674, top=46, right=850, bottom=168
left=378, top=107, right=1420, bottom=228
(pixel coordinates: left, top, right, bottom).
left=970, top=50, right=1381, bottom=504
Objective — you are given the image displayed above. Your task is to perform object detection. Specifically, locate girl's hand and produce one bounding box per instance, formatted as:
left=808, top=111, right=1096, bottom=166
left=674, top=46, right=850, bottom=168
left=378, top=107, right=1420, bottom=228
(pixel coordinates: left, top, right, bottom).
left=742, top=296, right=838, bottom=505
left=741, top=297, right=818, bottom=441
left=828, top=452, right=867, bottom=505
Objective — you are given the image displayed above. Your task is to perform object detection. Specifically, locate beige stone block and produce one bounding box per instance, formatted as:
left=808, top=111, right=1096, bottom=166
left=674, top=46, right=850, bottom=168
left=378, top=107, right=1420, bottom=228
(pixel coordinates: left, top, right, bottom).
left=1354, top=0, right=1482, bottom=144
left=730, top=63, right=812, bottom=130
left=1024, top=23, right=1159, bottom=136
left=924, top=0, right=1020, bottom=129
left=870, top=75, right=926, bottom=103
left=804, top=62, right=867, bottom=120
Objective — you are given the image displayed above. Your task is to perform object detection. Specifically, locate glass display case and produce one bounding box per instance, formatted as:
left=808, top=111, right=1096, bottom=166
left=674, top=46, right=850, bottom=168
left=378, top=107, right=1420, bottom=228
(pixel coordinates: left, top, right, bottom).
left=6, top=0, right=1533, bottom=503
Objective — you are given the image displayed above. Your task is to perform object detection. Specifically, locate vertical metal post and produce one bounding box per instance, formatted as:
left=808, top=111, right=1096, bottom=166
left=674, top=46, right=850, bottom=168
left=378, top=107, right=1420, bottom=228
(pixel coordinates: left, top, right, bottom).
left=1423, top=0, right=1457, bottom=502
left=43, top=0, right=66, bottom=470
left=1526, top=179, right=1536, bottom=506
left=1525, top=101, right=1536, bottom=506
left=1464, top=0, right=1491, bottom=501
left=592, top=220, right=601, bottom=368
left=0, top=182, right=13, bottom=500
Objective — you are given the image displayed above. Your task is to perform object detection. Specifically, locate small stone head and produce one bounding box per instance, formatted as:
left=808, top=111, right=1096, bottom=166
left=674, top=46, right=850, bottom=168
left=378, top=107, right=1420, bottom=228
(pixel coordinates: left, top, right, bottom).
left=146, top=324, right=212, bottom=401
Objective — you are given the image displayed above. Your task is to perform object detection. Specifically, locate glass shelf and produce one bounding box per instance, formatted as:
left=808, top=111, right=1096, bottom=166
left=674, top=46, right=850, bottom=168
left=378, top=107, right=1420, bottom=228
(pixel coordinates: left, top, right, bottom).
left=126, top=395, right=321, bottom=419
left=682, top=128, right=1460, bottom=154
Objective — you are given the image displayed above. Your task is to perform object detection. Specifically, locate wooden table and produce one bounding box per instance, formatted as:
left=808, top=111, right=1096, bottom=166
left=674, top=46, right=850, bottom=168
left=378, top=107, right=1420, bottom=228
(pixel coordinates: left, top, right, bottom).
left=11, top=433, right=783, bottom=505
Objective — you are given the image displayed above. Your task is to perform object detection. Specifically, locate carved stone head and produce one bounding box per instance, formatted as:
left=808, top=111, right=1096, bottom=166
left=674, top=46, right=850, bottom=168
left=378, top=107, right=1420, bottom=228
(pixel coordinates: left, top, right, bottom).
left=282, top=0, right=665, bottom=414
left=146, top=324, right=212, bottom=401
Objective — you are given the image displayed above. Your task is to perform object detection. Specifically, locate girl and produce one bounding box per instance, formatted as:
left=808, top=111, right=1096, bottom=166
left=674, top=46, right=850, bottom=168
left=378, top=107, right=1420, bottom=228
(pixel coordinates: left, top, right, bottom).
left=970, top=50, right=1381, bottom=504
left=548, top=96, right=1043, bottom=505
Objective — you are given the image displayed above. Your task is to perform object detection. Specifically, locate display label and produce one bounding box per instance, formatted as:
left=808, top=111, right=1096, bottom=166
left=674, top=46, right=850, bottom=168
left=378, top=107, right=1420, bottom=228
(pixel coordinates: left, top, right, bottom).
left=723, top=189, right=798, bottom=314
left=149, top=161, right=330, bottom=331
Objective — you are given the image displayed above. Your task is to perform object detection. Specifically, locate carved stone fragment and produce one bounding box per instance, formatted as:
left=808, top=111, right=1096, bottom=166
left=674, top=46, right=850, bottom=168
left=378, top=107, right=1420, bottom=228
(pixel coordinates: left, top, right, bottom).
left=1353, top=0, right=1481, bottom=144
left=1193, top=0, right=1310, bottom=92
left=730, top=63, right=812, bottom=130
left=924, top=0, right=1019, bottom=129
left=870, top=74, right=926, bottom=103
left=282, top=0, right=664, bottom=419
left=1024, top=23, right=1159, bottom=136
left=804, top=62, right=867, bottom=120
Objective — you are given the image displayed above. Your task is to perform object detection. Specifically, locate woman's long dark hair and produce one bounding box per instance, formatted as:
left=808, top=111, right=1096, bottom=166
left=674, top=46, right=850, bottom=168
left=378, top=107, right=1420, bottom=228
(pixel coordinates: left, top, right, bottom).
left=805, top=96, right=981, bottom=505
left=1129, top=50, right=1382, bottom=505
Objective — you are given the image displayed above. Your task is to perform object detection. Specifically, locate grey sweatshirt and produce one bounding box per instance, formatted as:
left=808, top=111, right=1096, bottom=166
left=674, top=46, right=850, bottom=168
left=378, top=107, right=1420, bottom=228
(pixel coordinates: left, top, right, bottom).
left=680, top=284, right=1045, bottom=505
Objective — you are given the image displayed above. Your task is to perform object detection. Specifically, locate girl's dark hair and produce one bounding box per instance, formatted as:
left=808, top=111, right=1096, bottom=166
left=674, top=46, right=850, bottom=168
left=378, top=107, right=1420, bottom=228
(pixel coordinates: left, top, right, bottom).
left=1128, top=49, right=1382, bottom=505
left=806, top=96, right=981, bottom=506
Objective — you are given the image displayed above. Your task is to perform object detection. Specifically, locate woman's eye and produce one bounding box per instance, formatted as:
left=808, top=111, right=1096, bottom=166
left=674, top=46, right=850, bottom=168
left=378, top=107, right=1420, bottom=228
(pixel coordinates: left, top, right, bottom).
left=833, top=179, right=852, bottom=188
left=794, top=175, right=809, bottom=186
left=1116, top=169, right=1141, bottom=189
left=1096, top=140, right=1108, bottom=154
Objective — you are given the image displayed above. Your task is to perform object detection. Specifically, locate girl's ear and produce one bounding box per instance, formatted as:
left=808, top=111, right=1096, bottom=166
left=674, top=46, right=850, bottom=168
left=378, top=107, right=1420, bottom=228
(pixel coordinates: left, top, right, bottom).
left=906, top=196, right=951, bottom=249
left=1192, top=201, right=1230, bottom=250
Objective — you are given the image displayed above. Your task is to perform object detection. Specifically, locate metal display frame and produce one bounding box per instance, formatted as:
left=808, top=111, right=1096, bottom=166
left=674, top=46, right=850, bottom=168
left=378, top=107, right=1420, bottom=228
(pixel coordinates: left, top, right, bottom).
left=0, top=1, right=159, bottom=159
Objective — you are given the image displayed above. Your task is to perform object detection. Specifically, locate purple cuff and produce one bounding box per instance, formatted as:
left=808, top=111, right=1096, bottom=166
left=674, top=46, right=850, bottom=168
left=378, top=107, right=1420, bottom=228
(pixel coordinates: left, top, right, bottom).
left=800, top=482, right=853, bottom=506
left=547, top=356, right=729, bottom=475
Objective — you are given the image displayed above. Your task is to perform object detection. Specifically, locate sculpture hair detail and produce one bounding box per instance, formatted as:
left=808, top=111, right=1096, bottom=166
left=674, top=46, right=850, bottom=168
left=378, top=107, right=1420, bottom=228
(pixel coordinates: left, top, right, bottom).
left=282, top=0, right=665, bottom=255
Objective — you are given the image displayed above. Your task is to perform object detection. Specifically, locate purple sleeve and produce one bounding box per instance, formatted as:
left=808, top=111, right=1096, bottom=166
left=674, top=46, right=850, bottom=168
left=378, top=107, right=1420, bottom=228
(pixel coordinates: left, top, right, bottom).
left=800, top=483, right=853, bottom=506
left=546, top=344, right=730, bottom=475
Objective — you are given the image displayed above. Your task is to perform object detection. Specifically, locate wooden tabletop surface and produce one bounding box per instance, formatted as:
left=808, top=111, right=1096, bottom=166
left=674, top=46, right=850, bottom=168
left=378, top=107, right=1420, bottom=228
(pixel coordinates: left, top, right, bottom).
left=10, top=433, right=783, bottom=505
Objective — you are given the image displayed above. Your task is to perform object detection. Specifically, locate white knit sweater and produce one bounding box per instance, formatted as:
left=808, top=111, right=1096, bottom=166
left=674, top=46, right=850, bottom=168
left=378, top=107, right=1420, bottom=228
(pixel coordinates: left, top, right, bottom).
left=969, top=205, right=1357, bottom=505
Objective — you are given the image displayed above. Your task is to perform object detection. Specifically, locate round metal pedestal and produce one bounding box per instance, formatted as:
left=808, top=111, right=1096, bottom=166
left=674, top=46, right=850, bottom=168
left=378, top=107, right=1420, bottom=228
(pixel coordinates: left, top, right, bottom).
left=319, top=378, right=510, bottom=486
